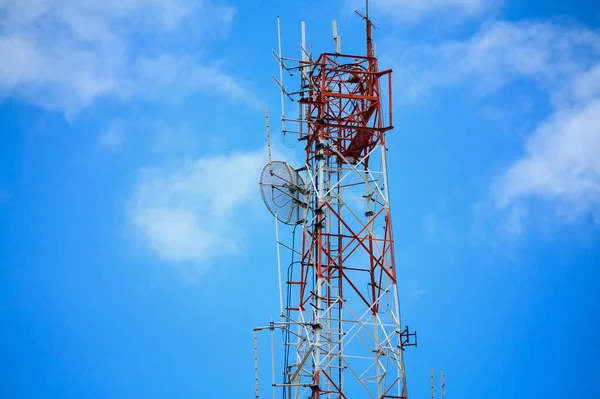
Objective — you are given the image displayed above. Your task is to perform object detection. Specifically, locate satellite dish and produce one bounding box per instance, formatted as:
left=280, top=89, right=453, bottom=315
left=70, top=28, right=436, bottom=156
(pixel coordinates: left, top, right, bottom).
left=259, top=161, right=307, bottom=225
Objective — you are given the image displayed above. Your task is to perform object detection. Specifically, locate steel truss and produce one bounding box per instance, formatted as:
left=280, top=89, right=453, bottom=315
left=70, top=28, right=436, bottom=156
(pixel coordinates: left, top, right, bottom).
left=255, top=16, right=415, bottom=399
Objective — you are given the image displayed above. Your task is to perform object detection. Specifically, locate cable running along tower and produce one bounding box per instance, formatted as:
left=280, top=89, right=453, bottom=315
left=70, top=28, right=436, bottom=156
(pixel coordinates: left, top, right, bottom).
left=256, top=5, right=416, bottom=399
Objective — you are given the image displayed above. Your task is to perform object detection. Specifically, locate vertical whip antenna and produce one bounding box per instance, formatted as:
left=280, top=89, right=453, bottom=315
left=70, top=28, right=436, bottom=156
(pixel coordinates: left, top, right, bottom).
left=300, top=21, right=307, bottom=137
left=366, top=0, right=372, bottom=57
left=264, top=108, right=286, bottom=316
left=332, top=20, right=341, bottom=53
left=355, top=0, right=375, bottom=57
left=430, top=369, right=435, bottom=399
left=253, top=330, right=260, bottom=399
left=265, top=109, right=272, bottom=164
left=277, top=17, right=285, bottom=136
left=441, top=369, right=445, bottom=399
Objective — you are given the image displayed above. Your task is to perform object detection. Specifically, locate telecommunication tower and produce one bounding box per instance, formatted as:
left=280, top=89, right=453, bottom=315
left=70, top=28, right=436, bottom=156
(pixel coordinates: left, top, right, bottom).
left=255, top=3, right=417, bottom=399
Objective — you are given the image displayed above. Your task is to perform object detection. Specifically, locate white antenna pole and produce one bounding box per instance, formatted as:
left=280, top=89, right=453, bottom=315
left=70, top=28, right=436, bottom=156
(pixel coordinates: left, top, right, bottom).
left=332, top=20, right=341, bottom=53
left=300, top=21, right=307, bottom=137
left=253, top=329, right=260, bottom=399
left=301, top=21, right=306, bottom=63
left=266, top=108, right=283, bottom=315
left=277, top=17, right=285, bottom=136
left=441, top=369, right=445, bottom=399
left=430, top=369, right=435, bottom=399
left=274, top=216, right=283, bottom=315
left=270, top=323, right=276, bottom=399
left=265, top=109, right=272, bottom=164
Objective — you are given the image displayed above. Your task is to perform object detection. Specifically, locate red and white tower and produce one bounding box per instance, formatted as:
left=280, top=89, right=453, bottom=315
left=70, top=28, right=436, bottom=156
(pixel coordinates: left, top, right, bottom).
left=256, top=6, right=416, bottom=399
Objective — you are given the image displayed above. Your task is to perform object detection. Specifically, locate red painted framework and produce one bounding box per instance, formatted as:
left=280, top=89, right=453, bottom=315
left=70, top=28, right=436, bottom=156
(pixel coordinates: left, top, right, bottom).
left=285, top=21, right=407, bottom=399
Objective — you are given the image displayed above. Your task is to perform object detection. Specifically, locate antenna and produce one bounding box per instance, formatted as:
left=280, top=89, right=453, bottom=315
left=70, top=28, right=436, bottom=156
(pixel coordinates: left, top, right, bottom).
left=332, top=20, right=341, bottom=53
left=265, top=109, right=272, bottom=164
left=259, top=161, right=306, bottom=225
left=430, top=369, right=435, bottom=399
left=354, top=2, right=378, bottom=57
left=276, top=17, right=285, bottom=137
left=301, top=21, right=306, bottom=62
left=300, top=21, right=307, bottom=138
left=441, top=369, right=446, bottom=399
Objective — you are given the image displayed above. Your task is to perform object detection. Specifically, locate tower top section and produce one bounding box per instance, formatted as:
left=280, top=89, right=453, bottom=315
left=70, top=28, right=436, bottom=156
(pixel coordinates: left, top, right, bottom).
left=354, top=0, right=376, bottom=58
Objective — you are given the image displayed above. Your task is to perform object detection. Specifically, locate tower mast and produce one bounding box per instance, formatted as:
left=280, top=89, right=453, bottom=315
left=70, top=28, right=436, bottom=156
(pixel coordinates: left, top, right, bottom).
left=256, top=4, right=416, bottom=399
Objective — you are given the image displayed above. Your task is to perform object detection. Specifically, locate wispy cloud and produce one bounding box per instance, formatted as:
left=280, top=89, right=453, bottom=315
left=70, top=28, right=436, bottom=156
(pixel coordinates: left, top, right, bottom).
left=128, top=148, right=266, bottom=279
left=389, top=20, right=600, bottom=232
left=422, top=212, right=457, bottom=245
left=0, top=0, right=250, bottom=116
left=391, top=21, right=600, bottom=102
left=98, top=118, right=127, bottom=151
left=423, top=213, right=438, bottom=241
left=132, top=54, right=260, bottom=106
left=347, top=0, right=498, bottom=24
left=492, top=99, right=600, bottom=225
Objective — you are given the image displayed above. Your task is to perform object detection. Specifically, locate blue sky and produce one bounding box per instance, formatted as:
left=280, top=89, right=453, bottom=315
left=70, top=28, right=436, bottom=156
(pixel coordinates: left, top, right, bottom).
left=1, top=0, right=599, bottom=398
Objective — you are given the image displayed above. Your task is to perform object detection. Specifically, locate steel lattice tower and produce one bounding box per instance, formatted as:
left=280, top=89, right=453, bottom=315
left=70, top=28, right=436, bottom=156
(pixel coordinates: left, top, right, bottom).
left=255, top=8, right=416, bottom=399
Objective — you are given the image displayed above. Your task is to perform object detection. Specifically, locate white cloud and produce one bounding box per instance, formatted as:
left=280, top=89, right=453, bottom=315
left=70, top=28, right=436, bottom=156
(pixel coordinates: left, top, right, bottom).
left=98, top=118, right=127, bottom=151
left=348, top=0, right=496, bottom=23
left=571, top=63, right=600, bottom=103
left=150, top=123, right=198, bottom=154
left=379, top=0, right=488, bottom=16
left=422, top=212, right=457, bottom=245
left=389, top=20, right=600, bottom=229
left=481, top=23, right=600, bottom=227
left=128, top=148, right=266, bottom=277
left=422, top=213, right=438, bottom=240
left=392, top=21, right=600, bottom=102
left=493, top=99, right=600, bottom=223
left=0, top=0, right=246, bottom=115
left=133, top=54, right=259, bottom=105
